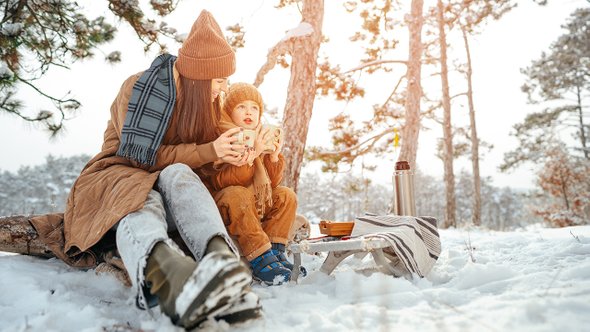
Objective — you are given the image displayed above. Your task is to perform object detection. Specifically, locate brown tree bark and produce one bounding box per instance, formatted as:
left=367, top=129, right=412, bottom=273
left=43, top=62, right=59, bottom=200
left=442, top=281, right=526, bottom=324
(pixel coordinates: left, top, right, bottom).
left=0, top=215, right=53, bottom=257
left=462, top=26, right=481, bottom=227
left=575, top=86, right=589, bottom=159
left=399, top=0, right=424, bottom=170
left=280, top=0, right=324, bottom=192
left=437, top=0, right=456, bottom=228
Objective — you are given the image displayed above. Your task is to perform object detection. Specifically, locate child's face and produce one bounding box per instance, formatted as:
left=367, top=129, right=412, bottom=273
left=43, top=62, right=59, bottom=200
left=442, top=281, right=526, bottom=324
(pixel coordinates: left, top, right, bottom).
left=231, top=100, right=260, bottom=130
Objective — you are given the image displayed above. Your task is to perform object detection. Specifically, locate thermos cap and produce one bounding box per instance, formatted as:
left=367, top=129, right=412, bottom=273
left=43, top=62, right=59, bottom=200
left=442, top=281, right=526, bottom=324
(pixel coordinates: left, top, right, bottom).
left=395, top=160, right=410, bottom=171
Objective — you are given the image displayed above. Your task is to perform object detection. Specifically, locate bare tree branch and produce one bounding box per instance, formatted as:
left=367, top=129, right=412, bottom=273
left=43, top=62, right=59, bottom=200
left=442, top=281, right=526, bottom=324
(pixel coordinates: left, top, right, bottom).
left=344, top=59, right=408, bottom=74
left=451, top=92, right=467, bottom=100
left=253, top=38, right=294, bottom=87
left=379, top=74, right=406, bottom=111
left=315, top=127, right=397, bottom=156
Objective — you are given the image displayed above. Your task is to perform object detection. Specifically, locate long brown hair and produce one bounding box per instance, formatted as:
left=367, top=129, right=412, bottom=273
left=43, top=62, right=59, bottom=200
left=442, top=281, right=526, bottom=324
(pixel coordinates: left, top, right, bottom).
left=174, top=76, right=222, bottom=144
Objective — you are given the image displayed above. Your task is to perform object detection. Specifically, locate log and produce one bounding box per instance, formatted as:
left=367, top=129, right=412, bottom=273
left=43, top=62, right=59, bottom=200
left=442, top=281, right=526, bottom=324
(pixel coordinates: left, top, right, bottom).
left=0, top=215, right=54, bottom=258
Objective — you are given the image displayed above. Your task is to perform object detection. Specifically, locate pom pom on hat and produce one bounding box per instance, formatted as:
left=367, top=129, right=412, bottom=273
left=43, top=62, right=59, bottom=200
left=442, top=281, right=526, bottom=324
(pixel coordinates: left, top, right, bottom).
left=176, top=10, right=235, bottom=80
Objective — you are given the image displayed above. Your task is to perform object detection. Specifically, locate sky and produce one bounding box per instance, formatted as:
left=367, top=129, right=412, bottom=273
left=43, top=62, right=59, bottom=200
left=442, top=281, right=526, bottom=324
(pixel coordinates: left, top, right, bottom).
left=0, top=0, right=588, bottom=191
left=1, top=224, right=589, bottom=331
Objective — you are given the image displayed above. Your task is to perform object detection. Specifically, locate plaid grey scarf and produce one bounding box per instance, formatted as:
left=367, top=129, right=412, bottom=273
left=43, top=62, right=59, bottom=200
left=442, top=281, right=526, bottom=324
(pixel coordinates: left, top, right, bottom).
left=116, top=54, right=177, bottom=166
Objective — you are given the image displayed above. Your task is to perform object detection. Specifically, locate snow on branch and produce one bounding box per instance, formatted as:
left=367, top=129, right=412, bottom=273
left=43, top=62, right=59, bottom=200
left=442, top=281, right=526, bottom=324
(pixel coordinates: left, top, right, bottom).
left=253, top=22, right=314, bottom=87
left=281, top=22, right=314, bottom=41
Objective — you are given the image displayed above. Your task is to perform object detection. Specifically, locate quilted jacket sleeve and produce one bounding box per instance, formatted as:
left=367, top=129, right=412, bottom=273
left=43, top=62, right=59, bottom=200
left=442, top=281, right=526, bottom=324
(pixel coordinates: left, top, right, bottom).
left=263, top=154, right=284, bottom=188
left=211, top=163, right=255, bottom=191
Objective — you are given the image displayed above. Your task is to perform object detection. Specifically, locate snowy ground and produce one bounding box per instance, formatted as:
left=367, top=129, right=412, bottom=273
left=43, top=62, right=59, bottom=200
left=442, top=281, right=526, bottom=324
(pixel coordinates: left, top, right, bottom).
left=1, top=225, right=589, bottom=332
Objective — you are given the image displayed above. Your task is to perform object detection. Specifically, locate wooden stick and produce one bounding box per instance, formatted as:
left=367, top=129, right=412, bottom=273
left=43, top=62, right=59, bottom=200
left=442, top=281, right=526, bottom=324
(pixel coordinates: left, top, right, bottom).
left=0, top=215, right=54, bottom=258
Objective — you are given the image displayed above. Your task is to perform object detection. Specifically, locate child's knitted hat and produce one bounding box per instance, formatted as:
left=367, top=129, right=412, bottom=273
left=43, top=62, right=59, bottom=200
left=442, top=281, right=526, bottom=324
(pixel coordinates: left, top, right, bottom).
left=223, top=83, right=264, bottom=117
left=176, top=10, right=235, bottom=80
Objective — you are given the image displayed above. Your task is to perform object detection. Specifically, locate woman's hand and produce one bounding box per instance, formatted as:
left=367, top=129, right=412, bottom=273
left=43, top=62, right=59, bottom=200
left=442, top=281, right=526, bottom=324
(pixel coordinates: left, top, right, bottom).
left=213, top=127, right=248, bottom=166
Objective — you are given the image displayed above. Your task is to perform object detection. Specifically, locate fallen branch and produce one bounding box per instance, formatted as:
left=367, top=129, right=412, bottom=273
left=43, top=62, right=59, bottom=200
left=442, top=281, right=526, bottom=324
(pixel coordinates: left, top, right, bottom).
left=0, top=215, right=53, bottom=257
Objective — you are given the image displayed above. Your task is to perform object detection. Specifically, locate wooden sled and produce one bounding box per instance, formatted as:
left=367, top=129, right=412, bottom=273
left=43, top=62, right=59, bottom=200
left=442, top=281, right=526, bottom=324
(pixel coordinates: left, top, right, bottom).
left=288, top=236, right=406, bottom=282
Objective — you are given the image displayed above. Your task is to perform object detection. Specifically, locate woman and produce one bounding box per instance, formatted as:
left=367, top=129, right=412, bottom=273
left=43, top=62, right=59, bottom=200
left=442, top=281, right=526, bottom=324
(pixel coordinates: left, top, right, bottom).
left=31, top=10, right=260, bottom=329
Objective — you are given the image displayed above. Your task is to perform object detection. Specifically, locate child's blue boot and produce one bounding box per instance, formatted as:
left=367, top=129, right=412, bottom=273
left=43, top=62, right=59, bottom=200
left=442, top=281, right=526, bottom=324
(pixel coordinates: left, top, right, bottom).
left=249, top=249, right=291, bottom=285
left=271, top=243, right=307, bottom=277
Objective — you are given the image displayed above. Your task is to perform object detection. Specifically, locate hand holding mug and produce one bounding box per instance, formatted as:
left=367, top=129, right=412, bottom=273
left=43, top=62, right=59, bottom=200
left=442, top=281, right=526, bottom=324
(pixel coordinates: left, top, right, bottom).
left=269, top=128, right=283, bottom=162
left=261, top=124, right=283, bottom=154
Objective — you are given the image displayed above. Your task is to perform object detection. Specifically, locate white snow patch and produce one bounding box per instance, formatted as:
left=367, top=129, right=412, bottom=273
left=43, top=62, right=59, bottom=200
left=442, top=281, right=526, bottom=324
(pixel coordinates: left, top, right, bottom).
left=280, top=22, right=314, bottom=42
left=1, top=226, right=589, bottom=331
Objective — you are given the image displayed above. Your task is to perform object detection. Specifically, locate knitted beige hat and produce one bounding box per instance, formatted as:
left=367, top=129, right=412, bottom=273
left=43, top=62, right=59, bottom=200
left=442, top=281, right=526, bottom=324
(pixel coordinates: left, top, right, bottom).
left=176, top=10, right=235, bottom=80
left=223, top=82, right=264, bottom=117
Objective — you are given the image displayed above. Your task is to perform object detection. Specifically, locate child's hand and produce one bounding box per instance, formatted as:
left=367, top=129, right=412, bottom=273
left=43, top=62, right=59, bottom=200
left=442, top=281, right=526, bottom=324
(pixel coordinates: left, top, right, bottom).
left=253, top=124, right=269, bottom=158
left=245, top=147, right=257, bottom=166
left=269, top=132, right=283, bottom=162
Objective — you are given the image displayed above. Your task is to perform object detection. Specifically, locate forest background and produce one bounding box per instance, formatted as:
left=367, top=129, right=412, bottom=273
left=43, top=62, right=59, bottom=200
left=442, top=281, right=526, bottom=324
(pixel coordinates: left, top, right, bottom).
left=0, top=0, right=588, bottom=230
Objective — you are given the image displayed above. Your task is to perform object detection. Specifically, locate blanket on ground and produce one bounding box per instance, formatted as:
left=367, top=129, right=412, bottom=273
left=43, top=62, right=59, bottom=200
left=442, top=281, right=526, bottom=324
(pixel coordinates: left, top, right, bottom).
left=351, top=215, right=441, bottom=278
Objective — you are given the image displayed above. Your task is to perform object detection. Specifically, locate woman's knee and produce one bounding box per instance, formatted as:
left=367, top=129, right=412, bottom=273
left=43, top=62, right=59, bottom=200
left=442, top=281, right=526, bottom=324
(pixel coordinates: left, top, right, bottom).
left=159, top=163, right=206, bottom=191
left=160, top=163, right=193, bottom=180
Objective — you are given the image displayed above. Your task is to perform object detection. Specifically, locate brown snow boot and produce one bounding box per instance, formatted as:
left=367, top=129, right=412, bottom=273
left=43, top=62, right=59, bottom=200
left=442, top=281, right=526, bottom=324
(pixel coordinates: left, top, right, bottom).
left=205, top=235, right=234, bottom=255
left=205, top=237, right=263, bottom=324
left=145, top=242, right=196, bottom=319
left=145, top=240, right=253, bottom=329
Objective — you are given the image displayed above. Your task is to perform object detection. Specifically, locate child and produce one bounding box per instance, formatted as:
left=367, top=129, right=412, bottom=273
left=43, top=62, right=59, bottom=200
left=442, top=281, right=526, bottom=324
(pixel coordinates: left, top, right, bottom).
left=212, top=82, right=297, bottom=285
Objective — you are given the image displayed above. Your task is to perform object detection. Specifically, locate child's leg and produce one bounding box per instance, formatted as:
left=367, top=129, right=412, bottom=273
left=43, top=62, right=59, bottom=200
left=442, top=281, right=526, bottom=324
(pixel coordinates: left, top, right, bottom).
left=215, top=186, right=291, bottom=285
left=262, top=186, right=307, bottom=276
left=261, top=186, right=298, bottom=246
left=214, top=186, right=270, bottom=261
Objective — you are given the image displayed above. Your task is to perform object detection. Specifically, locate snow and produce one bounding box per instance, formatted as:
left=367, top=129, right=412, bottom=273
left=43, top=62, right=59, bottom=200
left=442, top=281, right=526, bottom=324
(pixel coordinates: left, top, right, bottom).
left=1, top=225, right=590, bottom=332
left=0, top=65, right=12, bottom=79
left=280, top=22, right=314, bottom=42
left=0, top=22, right=23, bottom=36
left=174, top=33, right=187, bottom=43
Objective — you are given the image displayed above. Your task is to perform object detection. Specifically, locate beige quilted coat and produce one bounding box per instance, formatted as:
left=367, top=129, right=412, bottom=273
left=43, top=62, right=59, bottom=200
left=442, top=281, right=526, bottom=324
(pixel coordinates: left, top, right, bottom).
left=31, top=71, right=218, bottom=267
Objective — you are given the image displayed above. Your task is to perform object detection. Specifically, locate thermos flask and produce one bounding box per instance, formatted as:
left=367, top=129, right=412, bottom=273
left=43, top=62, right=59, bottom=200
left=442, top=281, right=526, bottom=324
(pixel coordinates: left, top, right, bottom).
left=392, top=160, right=416, bottom=216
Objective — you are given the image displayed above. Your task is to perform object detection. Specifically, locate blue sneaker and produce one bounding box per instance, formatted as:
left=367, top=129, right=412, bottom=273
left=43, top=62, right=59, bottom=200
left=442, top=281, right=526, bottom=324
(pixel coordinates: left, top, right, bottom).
left=249, top=250, right=291, bottom=285
left=271, top=243, right=307, bottom=277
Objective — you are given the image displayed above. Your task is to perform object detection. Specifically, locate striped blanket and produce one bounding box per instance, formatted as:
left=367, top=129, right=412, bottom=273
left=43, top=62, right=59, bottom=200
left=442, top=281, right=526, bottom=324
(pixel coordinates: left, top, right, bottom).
left=351, top=215, right=441, bottom=278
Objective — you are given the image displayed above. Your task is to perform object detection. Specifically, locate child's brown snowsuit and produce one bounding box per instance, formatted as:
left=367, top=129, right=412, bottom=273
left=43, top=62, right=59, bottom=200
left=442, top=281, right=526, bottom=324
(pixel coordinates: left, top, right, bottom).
left=210, top=83, right=297, bottom=261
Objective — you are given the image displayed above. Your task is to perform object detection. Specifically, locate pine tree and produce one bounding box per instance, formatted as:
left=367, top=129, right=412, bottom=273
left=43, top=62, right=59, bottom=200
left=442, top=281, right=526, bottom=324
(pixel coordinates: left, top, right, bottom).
left=503, top=7, right=590, bottom=170
left=0, top=0, right=185, bottom=135
left=302, top=0, right=425, bottom=185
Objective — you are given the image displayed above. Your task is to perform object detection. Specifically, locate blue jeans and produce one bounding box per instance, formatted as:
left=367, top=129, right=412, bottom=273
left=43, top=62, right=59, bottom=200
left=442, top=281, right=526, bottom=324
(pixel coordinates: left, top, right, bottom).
left=115, top=163, right=238, bottom=309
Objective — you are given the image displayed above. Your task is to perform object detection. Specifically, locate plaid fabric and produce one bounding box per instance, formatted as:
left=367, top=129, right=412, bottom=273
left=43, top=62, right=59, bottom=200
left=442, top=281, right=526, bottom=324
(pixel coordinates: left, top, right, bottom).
left=352, top=215, right=441, bottom=278
left=116, top=54, right=177, bottom=166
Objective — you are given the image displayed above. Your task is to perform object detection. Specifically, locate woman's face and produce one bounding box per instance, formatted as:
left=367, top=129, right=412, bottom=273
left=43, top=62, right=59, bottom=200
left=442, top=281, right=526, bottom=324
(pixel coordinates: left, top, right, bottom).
left=211, top=78, right=229, bottom=102
left=230, top=100, right=260, bottom=130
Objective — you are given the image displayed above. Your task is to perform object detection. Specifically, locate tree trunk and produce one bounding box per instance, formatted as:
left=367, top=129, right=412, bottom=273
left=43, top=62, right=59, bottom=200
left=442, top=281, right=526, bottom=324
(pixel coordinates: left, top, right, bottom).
left=462, top=26, right=481, bottom=227
left=0, top=215, right=53, bottom=257
left=281, top=0, right=324, bottom=192
left=575, top=86, right=589, bottom=159
left=559, top=171, right=571, bottom=210
left=437, top=0, right=456, bottom=228
left=399, top=0, right=424, bottom=170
